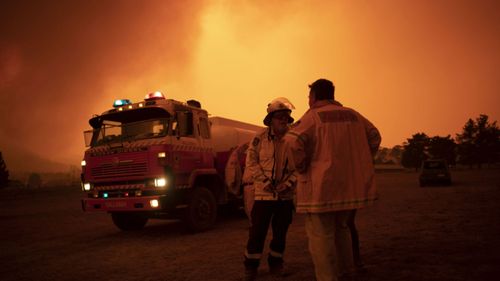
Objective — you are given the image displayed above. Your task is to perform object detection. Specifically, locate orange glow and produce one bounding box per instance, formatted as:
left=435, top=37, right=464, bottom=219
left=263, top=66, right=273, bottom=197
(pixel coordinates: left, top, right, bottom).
left=0, top=0, right=499, bottom=172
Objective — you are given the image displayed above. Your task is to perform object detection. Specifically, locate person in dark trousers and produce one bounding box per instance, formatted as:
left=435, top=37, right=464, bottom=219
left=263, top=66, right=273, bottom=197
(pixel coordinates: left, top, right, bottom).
left=243, top=97, right=298, bottom=281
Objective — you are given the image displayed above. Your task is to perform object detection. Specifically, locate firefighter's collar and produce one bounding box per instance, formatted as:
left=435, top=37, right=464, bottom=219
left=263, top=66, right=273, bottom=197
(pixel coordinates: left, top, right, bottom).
left=311, top=99, right=343, bottom=109
left=267, top=127, right=287, bottom=140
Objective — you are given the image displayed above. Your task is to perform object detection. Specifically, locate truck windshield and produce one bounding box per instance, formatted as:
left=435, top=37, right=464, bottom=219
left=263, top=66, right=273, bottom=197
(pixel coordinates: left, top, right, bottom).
left=84, top=118, right=170, bottom=147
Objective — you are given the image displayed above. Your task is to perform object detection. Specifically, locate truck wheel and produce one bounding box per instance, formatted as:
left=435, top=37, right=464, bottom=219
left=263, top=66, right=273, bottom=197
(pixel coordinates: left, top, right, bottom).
left=184, top=187, right=217, bottom=232
left=111, top=212, right=148, bottom=231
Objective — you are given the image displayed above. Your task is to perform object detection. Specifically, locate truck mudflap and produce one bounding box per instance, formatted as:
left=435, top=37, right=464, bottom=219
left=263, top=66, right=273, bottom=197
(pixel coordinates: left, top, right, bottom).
left=82, top=195, right=166, bottom=212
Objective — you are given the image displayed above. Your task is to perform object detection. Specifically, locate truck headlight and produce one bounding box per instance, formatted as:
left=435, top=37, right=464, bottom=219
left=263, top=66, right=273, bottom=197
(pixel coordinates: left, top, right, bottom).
left=150, top=199, right=159, bottom=208
left=83, top=183, right=91, bottom=191
left=81, top=160, right=86, bottom=167
left=154, top=177, right=167, bottom=188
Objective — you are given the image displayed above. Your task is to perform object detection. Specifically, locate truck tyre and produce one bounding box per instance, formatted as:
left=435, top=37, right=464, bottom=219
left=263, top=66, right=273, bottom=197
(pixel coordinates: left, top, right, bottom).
left=111, top=212, right=148, bottom=231
left=184, top=187, right=217, bottom=232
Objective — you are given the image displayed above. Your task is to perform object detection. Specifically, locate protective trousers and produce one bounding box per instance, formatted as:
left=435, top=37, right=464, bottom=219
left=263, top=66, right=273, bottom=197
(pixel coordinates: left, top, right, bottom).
left=244, top=200, right=294, bottom=269
left=305, top=210, right=355, bottom=281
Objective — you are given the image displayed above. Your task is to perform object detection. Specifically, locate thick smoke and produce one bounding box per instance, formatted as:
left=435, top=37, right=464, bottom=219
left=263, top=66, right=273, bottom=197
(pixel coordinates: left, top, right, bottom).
left=0, top=0, right=207, bottom=171
left=1, top=0, right=499, bottom=173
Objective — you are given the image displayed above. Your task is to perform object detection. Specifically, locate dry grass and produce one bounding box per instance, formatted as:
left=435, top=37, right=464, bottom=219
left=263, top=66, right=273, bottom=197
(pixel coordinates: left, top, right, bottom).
left=1, top=169, right=499, bottom=281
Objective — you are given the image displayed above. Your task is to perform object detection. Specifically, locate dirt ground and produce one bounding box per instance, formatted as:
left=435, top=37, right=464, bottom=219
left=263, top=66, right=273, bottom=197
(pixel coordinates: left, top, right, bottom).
left=1, top=169, right=500, bottom=281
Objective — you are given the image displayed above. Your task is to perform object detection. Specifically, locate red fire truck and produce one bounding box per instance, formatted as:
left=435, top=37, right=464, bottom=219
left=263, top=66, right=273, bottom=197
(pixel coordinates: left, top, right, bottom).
left=81, top=92, right=261, bottom=231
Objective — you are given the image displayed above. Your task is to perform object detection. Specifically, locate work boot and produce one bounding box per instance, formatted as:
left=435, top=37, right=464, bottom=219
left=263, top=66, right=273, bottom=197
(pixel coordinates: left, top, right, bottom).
left=244, top=255, right=260, bottom=281
left=268, top=254, right=286, bottom=277
left=244, top=267, right=257, bottom=281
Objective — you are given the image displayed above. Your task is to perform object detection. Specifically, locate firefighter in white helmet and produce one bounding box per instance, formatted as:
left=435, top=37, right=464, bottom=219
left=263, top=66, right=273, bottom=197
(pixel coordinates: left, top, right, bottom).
left=243, top=97, right=297, bottom=280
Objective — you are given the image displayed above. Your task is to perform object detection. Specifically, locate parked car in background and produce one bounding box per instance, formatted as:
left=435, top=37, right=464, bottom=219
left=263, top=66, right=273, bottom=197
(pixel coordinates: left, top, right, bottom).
left=419, top=159, right=452, bottom=187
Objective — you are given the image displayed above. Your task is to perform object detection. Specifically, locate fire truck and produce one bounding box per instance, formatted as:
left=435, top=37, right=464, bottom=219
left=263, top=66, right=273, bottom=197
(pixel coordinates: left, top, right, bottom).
left=81, top=92, right=261, bottom=231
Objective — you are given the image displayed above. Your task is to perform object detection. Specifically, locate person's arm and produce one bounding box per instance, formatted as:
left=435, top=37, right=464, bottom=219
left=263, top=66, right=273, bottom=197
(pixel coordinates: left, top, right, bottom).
left=361, top=115, right=382, bottom=157
left=276, top=163, right=298, bottom=193
left=285, top=112, right=315, bottom=174
left=245, top=136, right=269, bottom=183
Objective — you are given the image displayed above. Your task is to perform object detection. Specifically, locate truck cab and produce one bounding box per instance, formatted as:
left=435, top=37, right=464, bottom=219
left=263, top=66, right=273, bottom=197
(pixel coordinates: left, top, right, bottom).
left=81, top=92, right=258, bottom=231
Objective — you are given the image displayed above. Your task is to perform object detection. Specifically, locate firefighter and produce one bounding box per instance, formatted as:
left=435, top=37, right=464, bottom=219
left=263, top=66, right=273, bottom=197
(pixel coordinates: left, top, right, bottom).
left=286, top=79, right=381, bottom=281
left=243, top=97, right=297, bottom=281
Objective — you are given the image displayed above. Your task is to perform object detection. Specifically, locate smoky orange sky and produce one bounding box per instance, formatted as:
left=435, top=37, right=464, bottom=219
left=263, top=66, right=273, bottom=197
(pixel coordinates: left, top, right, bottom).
left=1, top=0, right=499, bottom=172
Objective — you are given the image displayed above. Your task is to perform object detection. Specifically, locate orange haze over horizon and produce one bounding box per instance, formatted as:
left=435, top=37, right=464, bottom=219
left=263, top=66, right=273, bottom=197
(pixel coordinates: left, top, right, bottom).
left=1, top=0, right=499, bottom=172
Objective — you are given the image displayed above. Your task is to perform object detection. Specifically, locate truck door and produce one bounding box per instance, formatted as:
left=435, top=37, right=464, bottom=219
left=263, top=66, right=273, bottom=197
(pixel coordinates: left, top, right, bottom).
left=197, top=115, right=213, bottom=168
left=171, top=110, right=202, bottom=186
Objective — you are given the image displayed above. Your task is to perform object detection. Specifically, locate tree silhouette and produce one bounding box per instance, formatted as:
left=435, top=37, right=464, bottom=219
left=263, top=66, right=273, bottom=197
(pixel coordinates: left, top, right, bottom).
left=374, top=147, right=391, bottom=164
left=427, top=135, right=456, bottom=165
left=456, top=114, right=500, bottom=167
left=456, top=119, right=476, bottom=166
left=27, top=173, right=42, bottom=189
left=374, top=145, right=403, bottom=165
left=0, top=152, right=9, bottom=188
left=476, top=115, right=500, bottom=166
left=401, top=133, right=429, bottom=170
left=389, top=145, right=403, bottom=165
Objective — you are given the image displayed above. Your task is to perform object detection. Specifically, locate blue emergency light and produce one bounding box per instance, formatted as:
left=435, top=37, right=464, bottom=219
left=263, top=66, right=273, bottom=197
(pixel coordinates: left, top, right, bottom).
left=113, top=99, right=132, bottom=108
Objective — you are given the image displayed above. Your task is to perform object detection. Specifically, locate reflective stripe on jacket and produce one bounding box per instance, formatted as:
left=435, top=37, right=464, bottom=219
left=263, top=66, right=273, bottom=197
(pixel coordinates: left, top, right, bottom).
left=285, top=101, right=381, bottom=213
left=246, top=128, right=297, bottom=201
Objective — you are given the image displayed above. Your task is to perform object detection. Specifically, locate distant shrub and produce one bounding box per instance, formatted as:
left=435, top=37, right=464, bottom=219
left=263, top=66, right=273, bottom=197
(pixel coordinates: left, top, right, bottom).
left=27, top=173, right=42, bottom=189
left=8, top=180, right=25, bottom=188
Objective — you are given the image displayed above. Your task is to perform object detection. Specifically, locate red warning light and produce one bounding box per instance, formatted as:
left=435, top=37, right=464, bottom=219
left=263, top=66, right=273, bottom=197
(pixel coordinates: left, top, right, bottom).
left=145, top=91, right=165, bottom=100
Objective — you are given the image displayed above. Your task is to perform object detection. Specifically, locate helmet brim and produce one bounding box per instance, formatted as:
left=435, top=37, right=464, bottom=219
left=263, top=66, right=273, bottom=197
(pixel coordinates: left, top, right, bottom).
left=263, top=110, right=294, bottom=126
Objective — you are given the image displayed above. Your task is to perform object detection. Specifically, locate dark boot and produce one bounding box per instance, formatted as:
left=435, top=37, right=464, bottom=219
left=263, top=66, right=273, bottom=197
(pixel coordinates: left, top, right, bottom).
left=268, top=254, right=286, bottom=276
left=244, top=257, right=260, bottom=281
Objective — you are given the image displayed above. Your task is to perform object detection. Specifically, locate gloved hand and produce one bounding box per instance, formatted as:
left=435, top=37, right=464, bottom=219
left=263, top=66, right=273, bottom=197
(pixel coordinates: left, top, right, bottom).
left=263, top=182, right=275, bottom=193
left=275, top=183, right=289, bottom=193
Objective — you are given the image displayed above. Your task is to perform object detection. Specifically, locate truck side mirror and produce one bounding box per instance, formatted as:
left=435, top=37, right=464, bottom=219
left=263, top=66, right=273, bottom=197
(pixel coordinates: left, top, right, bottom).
left=171, top=121, right=178, bottom=136
left=176, top=111, right=193, bottom=137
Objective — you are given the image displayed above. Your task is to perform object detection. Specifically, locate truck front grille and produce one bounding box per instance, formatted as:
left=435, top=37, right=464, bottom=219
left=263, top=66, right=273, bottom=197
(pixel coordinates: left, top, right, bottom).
left=91, top=162, right=148, bottom=178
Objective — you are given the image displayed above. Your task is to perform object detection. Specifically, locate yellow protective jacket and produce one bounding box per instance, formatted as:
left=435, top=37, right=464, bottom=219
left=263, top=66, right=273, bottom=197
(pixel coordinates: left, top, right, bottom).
left=285, top=100, right=381, bottom=213
left=225, top=143, right=249, bottom=197
left=246, top=127, right=297, bottom=201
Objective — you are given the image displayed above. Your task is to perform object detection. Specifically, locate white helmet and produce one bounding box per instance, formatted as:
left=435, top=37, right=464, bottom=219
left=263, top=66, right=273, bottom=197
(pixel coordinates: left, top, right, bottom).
left=263, top=97, right=295, bottom=126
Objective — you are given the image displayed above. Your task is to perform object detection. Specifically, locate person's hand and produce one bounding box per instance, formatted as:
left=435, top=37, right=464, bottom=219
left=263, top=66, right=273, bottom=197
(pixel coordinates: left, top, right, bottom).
left=275, top=183, right=289, bottom=193
left=263, top=182, right=274, bottom=192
